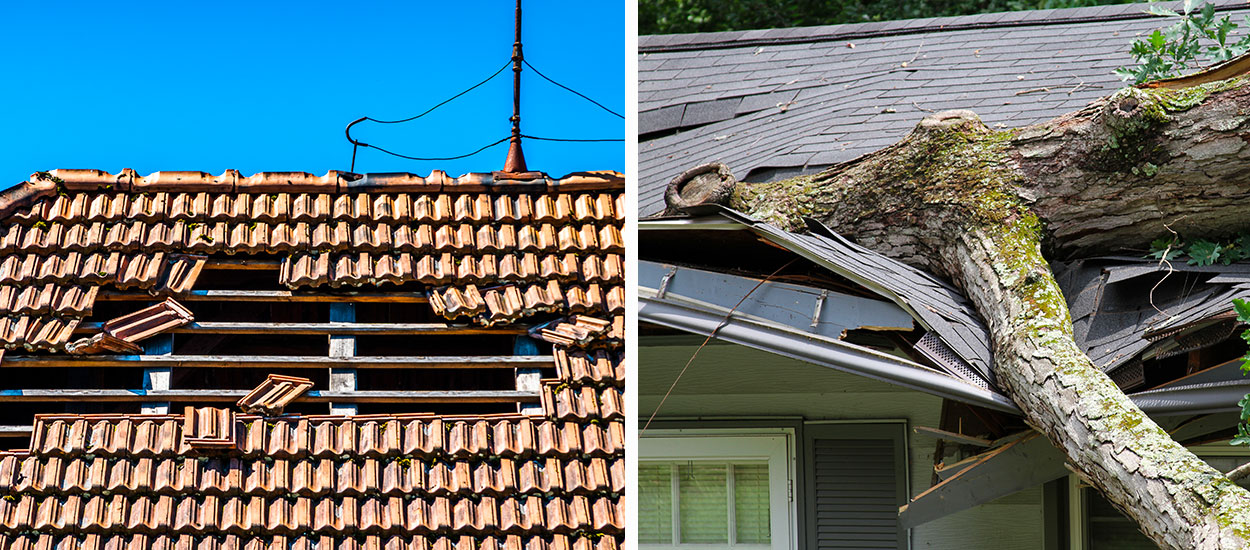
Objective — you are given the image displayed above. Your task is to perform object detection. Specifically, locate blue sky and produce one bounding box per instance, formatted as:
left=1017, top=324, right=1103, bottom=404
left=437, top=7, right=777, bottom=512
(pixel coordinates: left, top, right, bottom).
left=0, top=1, right=624, bottom=184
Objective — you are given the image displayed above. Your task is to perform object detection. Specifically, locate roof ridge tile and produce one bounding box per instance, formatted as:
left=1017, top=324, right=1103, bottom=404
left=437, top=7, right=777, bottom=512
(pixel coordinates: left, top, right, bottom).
left=30, top=169, right=624, bottom=196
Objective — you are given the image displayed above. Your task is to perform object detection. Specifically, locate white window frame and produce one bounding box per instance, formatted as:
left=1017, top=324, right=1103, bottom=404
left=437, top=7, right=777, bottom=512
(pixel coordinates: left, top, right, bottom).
left=640, top=429, right=797, bottom=550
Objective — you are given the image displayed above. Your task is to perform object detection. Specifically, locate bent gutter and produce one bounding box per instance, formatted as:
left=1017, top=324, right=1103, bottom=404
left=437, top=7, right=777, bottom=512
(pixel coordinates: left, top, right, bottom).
left=639, top=296, right=1021, bottom=414
left=1128, top=380, right=1250, bottom=416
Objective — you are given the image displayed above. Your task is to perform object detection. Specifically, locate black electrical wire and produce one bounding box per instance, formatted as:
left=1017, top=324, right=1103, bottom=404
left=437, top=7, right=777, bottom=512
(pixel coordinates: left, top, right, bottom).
left=522, top=59, right=624, bottom=119
left=366, top=60, right=513, bottom=125
left=521, top=134, right=624, bottom=142
left=346, top=56, right=623, bottom=169
left=365, top=136, right=512, bottom=161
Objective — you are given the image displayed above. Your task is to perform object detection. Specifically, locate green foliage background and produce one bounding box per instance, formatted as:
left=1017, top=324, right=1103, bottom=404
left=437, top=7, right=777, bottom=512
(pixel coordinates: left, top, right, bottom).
left=640, top=0, right=1137, bottom=34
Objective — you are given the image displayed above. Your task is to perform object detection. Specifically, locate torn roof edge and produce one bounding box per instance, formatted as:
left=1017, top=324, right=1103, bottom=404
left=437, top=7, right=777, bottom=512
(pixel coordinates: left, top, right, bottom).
left=641, top=207, right=996, bottom=384
left=640, top=294, right=1018, bottom=413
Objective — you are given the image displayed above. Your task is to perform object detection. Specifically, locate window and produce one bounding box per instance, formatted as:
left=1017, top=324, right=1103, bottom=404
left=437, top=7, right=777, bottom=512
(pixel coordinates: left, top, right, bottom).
left=640, top=433, right=793, bottom=550
left=1067, top=443, right=1250, bottom=549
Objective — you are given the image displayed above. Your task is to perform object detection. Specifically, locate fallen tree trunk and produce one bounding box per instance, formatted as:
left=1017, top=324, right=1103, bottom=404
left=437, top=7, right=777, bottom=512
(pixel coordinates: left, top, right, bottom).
left=674, top=73, right=1250, bottom=547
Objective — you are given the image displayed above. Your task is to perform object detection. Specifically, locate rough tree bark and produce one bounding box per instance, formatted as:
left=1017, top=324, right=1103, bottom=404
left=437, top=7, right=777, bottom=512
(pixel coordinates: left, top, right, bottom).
left=672, top=73, right=1250, bottom=547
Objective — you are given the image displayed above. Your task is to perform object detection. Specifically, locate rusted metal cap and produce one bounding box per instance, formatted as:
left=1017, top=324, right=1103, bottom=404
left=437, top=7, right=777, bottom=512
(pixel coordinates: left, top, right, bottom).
left=503, top=136, right=528, bottom=173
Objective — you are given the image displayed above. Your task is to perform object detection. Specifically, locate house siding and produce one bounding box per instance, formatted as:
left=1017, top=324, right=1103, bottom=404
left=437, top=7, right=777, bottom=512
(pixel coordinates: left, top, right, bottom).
left=641, top=341, right=1047, bottom=550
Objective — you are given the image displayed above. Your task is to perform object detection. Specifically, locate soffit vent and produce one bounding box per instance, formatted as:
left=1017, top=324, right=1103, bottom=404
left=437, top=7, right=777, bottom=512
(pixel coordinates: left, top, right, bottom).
left=914, top=331, right=991, bottom=390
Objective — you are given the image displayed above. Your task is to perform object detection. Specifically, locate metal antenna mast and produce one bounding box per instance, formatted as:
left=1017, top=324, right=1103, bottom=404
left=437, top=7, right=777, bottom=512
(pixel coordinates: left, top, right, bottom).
left=502, top=0, right=528, bottom=172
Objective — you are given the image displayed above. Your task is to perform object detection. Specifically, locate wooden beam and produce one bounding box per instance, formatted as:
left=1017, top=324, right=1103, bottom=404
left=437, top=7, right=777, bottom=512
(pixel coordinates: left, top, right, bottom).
left=74, top=321, right=523, bottom=336
left=913, top=425, right=993, bottom=447
left=328, top=302, right=358, bottom=416
left=141, top=334, right=173, bottom=414
left=899, top=432, right=1069, bottom=528
left=96, top=290, right=430, bottom=303
left=0, top=425, right=32, bottom=436
left=0, top=389, right=538, bottom=403
left=1, top=355, right=552, bottom=369
left=513, top=336, right=545, bottom=417
left=205, top=258, right=281, bottom=270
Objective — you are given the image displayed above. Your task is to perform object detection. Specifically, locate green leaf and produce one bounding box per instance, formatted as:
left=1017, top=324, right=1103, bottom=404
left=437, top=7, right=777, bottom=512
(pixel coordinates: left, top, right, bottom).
left=1233, top=423, right=1250, bottom=446
left=1187, top=239, right=1222, bottom=266
left=1150, top=28, right=1168, bottom=49
left=1232, top=432, right=1250, bottom=446
left=1237, top=299, right=1250, bottom=324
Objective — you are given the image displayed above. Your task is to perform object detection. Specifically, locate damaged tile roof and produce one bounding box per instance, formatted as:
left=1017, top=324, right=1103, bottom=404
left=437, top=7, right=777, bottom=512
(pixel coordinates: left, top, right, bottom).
left=638, top=0, right=1250, bottom=216
left=0, top=162, right=627, bottom=548
left=0, top=168, right=624, bottom=349
left=0, top=322, right=625, bottom=549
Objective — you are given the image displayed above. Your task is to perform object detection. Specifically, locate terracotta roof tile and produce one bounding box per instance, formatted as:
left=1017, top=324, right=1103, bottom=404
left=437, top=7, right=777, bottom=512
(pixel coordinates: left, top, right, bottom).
left=237, top=375, right=315, bottom=416
left=530, top=316, right=611, bottom=348
left=1, top=406, right=623, bottom=544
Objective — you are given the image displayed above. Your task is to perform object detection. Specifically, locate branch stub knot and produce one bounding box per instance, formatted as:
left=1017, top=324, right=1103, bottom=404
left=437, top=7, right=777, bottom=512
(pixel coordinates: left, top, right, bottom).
left=664, top=162, right=737, bottom=213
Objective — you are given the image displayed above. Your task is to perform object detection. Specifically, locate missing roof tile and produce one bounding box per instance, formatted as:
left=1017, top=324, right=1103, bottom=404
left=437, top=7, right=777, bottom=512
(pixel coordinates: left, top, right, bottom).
left=237, top=374, right=315, bottom=416
left=67, top=297, right=194, bottom=354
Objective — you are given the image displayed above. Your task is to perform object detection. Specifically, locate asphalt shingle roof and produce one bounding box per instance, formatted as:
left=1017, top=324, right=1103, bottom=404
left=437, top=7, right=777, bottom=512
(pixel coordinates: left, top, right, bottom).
left=638, top=0, right=1250, bottom=216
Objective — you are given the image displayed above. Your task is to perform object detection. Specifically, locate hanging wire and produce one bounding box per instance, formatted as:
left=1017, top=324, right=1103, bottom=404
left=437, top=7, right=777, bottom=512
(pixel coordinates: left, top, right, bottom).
left=344, top=55, right=625, bottom=171
left=523, top=59, right=624, bottom=119
left=369, top=60, right=512, bottom=124
left=346, top=60, right=512, bottom=171
left=366, top=136, right=512, bottom=162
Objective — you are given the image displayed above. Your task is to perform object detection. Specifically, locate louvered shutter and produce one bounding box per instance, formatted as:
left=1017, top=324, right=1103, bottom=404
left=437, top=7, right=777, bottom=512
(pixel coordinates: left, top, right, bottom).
left=811, top=438, right=902, bottom=549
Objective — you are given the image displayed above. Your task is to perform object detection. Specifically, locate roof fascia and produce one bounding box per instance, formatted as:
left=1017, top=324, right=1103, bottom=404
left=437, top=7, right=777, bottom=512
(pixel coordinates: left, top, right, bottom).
left=640, top=259, right=915, bottom=340
left=639, top=212, right=749, bottom=231
left=638, top=296, right=1019, bottom=413
left=642, top=211, right=920, bottom=319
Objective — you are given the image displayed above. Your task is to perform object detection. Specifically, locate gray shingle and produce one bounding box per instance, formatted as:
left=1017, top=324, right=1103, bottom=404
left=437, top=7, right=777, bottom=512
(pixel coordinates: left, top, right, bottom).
left=736, top=90, right=801, bottom=115
left=640, top=105, right=686, bottom=135
left=681, top=98, right=743, bottom=126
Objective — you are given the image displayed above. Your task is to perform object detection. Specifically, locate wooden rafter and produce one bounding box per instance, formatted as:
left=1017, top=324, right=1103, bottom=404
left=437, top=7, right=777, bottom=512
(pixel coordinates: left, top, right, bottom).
left=96, top=289, right=430, bottom=303
left=73, top=321, right=525, bottom=336
left=0, top=389, right=539, bottom=403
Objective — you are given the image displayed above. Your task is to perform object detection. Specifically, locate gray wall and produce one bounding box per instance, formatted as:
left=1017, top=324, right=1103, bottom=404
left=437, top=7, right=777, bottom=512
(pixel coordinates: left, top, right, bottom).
left=641, top=340, right=1046, bottom=550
